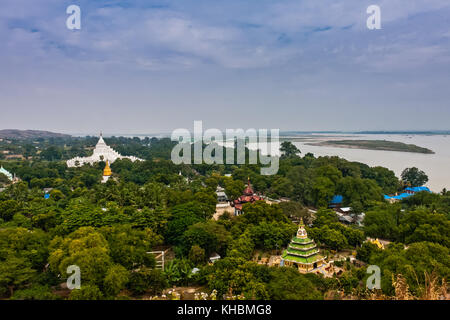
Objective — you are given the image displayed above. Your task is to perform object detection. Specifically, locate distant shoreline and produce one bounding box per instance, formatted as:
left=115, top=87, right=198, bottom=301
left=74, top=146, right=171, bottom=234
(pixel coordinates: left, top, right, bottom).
left=306, top=139, right=435, bottom=154
left=280, top=130, right=450, bottom=136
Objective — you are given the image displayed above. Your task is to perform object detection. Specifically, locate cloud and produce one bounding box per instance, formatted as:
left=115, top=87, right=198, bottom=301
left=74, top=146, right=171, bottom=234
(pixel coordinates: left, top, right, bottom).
left=0, top=0, right=450, bottom=132
left=1, top=0, right=449, bottom=70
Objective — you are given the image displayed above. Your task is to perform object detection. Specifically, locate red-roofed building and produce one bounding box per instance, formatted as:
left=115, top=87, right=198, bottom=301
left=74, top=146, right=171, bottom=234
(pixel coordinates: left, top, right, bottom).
left=232, top=177, right=263, bottom=215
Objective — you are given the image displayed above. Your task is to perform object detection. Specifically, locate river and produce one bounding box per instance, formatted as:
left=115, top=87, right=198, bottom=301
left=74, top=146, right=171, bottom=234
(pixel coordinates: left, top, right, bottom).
left=288, top=134, right=450, bottom=192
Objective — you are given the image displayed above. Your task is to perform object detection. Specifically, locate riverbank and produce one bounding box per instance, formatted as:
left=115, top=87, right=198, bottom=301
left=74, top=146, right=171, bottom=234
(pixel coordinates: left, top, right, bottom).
left=307, top=139, right=434, bottom=154
left=290, top=134, right=450, bottom=192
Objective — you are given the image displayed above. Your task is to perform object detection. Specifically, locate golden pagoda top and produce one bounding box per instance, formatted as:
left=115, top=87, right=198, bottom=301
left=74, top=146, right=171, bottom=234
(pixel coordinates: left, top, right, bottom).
left=103, top=160, right=112, bottom=176
left=296, top=218, right=307, bottom=239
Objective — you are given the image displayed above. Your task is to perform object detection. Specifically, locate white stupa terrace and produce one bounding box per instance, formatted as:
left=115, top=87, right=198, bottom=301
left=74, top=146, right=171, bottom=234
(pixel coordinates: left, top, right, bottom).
left=67, top=134, right=143, bottom=167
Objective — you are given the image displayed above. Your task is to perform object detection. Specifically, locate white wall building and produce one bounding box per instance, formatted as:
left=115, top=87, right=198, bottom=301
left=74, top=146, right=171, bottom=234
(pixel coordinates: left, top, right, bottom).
left=67, top=134, right=143, bottom=167
left=0, top=166, right=13, bottom=181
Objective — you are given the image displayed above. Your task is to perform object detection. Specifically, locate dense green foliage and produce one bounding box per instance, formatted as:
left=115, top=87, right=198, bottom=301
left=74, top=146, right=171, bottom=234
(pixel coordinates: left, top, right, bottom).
left=0, top=136, right=448, bottom=299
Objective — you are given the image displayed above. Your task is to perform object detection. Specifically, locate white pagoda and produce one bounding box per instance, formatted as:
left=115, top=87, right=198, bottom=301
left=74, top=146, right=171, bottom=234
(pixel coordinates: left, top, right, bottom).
left=0, top=166, right=13, bottom=181
left=66, top=133, right=143, bottom=167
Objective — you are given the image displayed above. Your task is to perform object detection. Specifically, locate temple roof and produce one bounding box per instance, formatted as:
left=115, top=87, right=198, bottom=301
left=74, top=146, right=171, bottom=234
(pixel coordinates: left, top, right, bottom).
left=242, top=177, right=254, bottom=195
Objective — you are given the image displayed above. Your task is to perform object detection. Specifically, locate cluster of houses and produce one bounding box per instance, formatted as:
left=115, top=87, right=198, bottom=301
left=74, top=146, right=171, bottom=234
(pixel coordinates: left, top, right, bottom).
left=328, top=186, right=432, bottom=225
left=384, top=186, right=431, bottom=203
left=329, top=195, right=365, bottom=225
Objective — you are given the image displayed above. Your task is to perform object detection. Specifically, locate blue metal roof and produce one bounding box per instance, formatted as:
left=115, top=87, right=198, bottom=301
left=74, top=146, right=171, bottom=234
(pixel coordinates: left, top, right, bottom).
left=385, top=186, right=431, bottom=200
left=330, top=195, right=343, bottom=204
left=404, top=186, right=431, bottom=193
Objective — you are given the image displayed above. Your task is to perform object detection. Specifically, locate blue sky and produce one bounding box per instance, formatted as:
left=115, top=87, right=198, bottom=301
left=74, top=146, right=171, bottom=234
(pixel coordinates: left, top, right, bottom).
left=1, top=0, right=449, bottom=134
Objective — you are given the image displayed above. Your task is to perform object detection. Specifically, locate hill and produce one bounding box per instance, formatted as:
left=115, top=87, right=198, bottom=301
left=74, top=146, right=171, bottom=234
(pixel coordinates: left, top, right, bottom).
left=0, top=129, right=71, bottom=139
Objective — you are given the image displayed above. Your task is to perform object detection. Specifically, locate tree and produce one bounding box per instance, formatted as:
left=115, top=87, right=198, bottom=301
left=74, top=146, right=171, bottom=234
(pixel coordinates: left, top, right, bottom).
left=319, top=226, right=348, bottom=251
left=240, top=201, right=289, bottom=225
left=398, top=208, right=450, bottom=246
left=367, top=166, right=400, bottom=194
left=69, top=284, right=104, bottom=300
left=249, top=221, right=297, bottom=250
left=165, top=203, right=204, bottom=245
left=11, top=284, right=60, bottom=300
left=314, top=165, right=343, bottom=186
left=370, top=241, right=450, bottom=296
left=48, top=227, right=112, bottom=287
left=40, top=146, right=62, bottom=161
left=336, top=176, right=383, bottom=208
left=99, top=225, right=161, bottom=269
left=312, top=208, right=339, bottom=227
left=280, top=141, right=301, bottom=159
left=401, top=167, right=428, bottom=187
left=363, top=205, right=402, bottom=240
left=204, top=257, right=269, bottom=299
left=0, top=256, right=36, bottom=297
left=0, top=200, right=22, bottom=221
left=182, top=221, right=231, bottom=257
left=308, top=226, right=348, bottom=251
left=356, top=242, right=380, bottom=263
left=188, top=245, right=206, bottom=264
left=269, top=177, right=294, bottom=198
left=128, top=267, right=167, bottom=295
left=267, top=267, right=323, bottom=300
left=163, top=259, right=194, bottom=286
left=226, top=232, right=255, bottom=260
left=224, top=179, right=245, bottom=200
left=278, top=201, right=311, bottom=223
left=103, top=265, right=129, bottom=297
left=0, top=227, right=49, bottom=297
left=0, top=173, right=10, bottom=186
left=311, top=177, right=335, bottom=207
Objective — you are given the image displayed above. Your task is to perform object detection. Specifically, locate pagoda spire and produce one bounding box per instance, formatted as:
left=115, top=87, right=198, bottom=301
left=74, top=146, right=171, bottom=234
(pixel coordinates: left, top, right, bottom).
left=243, top=176, right=254, bottom=195
left=296, top=218, right=308, bottom=239
left=299, top=217, right=305, bottom=226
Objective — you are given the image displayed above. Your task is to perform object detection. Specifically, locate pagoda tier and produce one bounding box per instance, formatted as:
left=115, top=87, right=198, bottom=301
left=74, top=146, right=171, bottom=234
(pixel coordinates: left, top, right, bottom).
left=281, top=218, right=326, bottom=273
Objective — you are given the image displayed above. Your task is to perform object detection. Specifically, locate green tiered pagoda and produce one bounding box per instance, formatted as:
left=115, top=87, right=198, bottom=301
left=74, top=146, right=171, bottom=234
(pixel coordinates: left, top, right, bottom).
left=281, top=218, right=326, bottom=273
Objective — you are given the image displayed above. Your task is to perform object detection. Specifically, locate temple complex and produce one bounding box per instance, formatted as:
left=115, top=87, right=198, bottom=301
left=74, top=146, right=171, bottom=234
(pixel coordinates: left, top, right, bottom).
left=67, top=133, right=143, bottom=167
left=232, top=177, right=263, bottom=215
left=281, top=218, right=327, bottom=273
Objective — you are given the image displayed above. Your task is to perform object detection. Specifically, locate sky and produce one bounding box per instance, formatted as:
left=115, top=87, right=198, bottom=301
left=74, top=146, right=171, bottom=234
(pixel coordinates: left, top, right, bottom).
left=0, top=0, right=449, bottom=135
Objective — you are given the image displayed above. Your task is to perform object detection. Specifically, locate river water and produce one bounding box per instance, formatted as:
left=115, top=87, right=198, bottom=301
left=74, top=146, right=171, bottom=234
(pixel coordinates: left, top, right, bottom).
left=288, top=134, right=450, bottom=192
left=127, top=132, right=449, bottom=192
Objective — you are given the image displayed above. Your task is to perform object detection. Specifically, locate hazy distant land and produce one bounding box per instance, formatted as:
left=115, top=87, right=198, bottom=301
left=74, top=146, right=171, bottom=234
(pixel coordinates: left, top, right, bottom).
left=307, top=139, right=435, bottom=154
left=0, top=129, right=71, bottom=139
